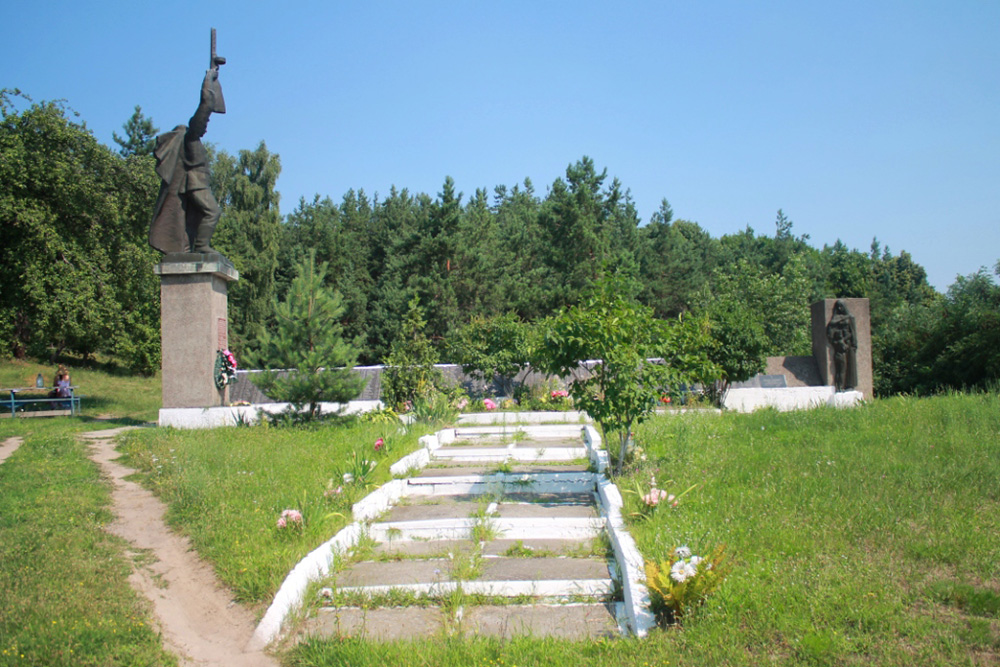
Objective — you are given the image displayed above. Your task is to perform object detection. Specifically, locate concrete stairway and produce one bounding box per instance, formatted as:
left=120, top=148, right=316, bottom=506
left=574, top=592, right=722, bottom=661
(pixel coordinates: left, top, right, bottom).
left=303, top=424, right=625, bottom=641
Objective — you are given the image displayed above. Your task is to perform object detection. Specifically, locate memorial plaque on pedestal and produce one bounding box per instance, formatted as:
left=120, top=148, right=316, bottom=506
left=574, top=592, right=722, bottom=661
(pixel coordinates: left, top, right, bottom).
left=759, top=375, right=788, bottom=388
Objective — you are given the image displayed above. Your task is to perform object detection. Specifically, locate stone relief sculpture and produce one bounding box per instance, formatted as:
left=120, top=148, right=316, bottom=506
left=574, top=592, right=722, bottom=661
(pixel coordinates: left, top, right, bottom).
left=149, top=29, right=227, bottom=255
left=825, top=299, right=858, bottom=392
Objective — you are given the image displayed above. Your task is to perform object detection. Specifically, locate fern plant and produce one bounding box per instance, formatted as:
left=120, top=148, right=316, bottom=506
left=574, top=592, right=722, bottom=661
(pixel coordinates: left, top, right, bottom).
left=644, top=544, right=732, bottom=625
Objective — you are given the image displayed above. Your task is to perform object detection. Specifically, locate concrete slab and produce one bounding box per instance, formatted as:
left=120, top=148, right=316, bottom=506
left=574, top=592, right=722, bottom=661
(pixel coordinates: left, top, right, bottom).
left=480, top=557, right=609, bottom=582
left=335, top=559, right=450, bottom=587
left=416, top=465, right=498, bottom=477
left=415, top=463, right=590, bottom=476
left=502, top=491, right=595, bottom=505
left=509, top=463, right=591, bottom=473
left=511, top=437, right=582, bottom=448
left=461, top=603, right=619, bottom=639
left=306, top=607, right=445, bottom=641
left=387, top=499, right=485, bottom=522
left=370, top=516, right=603, bottom=542
left=496, top=502, right=598, bottom=519
left=485, top=538, right=602, bottom=558
left=373, top=539, right=478, bottom=559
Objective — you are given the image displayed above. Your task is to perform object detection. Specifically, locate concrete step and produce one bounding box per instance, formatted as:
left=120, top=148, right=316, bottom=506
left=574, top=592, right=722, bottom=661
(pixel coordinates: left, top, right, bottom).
left=431, top=446, right=588, bottom=461
left=368, top=516, right=605, bottom=542
left=462, top=603, right=620, bottom=639
left=304, top=602, right=620, bottom=641
left=385, top=495, right=597, bottom=523
left=418, top=462, right=591, bottom=476
left=402, top=472, right=598, bottom=497
left=375, top=537, right=602, bottom=559
left=334, top=556, right=609, bottom=588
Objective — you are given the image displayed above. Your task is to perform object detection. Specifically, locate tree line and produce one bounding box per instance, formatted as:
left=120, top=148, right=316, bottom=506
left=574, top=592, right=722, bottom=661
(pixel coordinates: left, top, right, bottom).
left=1, top=92, right=996, bottom=396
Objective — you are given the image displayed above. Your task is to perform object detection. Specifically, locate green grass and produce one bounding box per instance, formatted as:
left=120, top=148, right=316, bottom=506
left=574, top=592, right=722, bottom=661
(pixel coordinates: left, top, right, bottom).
left=0, top=432, right=176, bottom=666
left=286, top=392, right=1000, bottom=665
left=0, top=357, right=162, bottom=424
left=116, top=420, right=431, bottom=605
left=4, top=356, right=999, bottom=666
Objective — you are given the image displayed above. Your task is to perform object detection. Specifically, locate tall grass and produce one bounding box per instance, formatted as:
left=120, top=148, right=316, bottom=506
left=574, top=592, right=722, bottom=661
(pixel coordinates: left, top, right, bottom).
left=286, top=392, right=1000, bottom=665
left=4, top=355, right=998, bottom=667
left=117, top=419, right=430, bottom=605
left=0, top=433, right=176, bottom=666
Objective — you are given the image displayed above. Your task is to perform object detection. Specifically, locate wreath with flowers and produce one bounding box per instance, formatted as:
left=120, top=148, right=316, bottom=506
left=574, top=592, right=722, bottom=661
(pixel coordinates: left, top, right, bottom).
left=214, top=349, right=238, bottom=389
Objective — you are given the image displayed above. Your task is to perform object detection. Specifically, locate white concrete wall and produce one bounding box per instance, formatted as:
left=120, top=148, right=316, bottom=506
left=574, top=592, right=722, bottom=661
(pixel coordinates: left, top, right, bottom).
left=158, top=400, right=384, bottom=429
left=722, top=387, right=863, bottom=413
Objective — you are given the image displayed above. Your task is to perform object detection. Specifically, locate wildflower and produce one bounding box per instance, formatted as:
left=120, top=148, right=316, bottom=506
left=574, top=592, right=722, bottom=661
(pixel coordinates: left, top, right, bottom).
left=280, top=509, right=303, bottom=524
left=642, top=488, right=670, bottom=506
left=276, top=516, right=286, bottom=529
left=455, top=397, right=469, bottom=410
left=343, top=473, right=354, bottom=484
left=374, top=437, right=385, bottom=452
left=675, top=545, right=692, bottom=559
left=483, top=398, right=497, bottom=411
left=550, top=389, right=568, bottom=399
left=670, top=559, right=697, bottom=582
left=660, top=395, right=671, bottom=404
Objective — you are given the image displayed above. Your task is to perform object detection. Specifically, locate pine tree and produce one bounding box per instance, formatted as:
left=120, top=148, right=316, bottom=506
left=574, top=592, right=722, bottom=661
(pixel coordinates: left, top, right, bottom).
left=112, top=105, right=158, bottom=157
left=252, top=251, right=364, bottom=421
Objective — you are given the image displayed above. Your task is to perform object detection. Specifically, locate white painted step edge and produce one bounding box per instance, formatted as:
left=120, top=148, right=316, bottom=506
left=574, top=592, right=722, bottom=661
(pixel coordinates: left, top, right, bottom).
left=333, top=578, right=613, bottom=599
left=250, top=423, right=654, bottom=649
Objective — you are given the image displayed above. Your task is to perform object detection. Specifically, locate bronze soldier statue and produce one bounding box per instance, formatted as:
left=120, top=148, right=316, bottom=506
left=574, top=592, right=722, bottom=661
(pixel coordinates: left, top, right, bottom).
left=149, top=30, right=227, bottom=254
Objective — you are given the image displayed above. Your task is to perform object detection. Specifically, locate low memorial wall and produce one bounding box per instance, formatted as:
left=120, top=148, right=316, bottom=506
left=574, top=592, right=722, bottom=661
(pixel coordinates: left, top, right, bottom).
left=159, top=400, right=384, bottom=429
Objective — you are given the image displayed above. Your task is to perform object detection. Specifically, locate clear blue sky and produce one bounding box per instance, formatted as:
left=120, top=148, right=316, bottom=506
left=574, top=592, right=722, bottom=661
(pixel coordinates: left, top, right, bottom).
left=6, top=1, right=998, bottom=292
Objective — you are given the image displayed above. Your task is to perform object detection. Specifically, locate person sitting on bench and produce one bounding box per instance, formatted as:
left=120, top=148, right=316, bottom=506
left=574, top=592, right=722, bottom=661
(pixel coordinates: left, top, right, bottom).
left=49, top=366, right=72, bottom=410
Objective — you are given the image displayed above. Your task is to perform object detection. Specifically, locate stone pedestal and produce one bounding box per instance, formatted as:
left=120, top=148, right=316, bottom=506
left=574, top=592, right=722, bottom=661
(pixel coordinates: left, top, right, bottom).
left=811, top=298, right=872, bottom=399
left=154, top=253, right=239, bottom=409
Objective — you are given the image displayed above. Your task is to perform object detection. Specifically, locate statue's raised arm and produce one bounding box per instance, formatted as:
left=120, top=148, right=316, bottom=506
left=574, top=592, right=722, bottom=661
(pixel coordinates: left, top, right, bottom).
left=149, top=28, right=228, bottom=255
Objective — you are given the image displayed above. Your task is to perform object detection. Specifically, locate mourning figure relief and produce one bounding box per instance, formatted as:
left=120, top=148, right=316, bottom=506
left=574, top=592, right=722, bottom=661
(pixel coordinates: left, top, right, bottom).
left=826, top=300, right=858, bottom=392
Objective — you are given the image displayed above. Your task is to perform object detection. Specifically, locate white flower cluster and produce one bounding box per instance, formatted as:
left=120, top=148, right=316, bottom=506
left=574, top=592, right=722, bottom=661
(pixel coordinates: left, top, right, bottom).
left=670, top=545, right=704, bottom=583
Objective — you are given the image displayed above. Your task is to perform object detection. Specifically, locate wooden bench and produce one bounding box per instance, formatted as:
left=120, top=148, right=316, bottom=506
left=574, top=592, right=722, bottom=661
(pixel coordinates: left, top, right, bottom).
left=1, top=387, right=82, bottom=418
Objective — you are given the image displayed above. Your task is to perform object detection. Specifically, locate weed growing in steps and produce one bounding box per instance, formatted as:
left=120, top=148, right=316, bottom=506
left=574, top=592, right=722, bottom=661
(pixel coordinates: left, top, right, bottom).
left=470, top=503, right=503, bottom=543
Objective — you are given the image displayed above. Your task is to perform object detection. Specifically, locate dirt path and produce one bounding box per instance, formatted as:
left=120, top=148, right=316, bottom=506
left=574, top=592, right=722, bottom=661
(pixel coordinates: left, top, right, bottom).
left=80, top=427, right=279, bottom=667
left=0, top=436, right=24, bottom=465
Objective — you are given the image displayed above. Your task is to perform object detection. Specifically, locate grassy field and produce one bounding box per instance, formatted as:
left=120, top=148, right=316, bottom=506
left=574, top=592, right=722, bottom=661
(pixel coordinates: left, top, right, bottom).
left=115, top=419, right=431, bottom=605
left=0, top=357, right=161, bottom=425
left=1, top=357, right=998, bottom=665
left=0, top=430, right=176, bottom=666
left=284, top=393, right=1000, bottom=666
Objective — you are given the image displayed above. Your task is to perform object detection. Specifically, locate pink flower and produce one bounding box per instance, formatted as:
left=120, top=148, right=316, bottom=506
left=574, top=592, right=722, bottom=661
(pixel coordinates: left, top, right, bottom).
left=551, top=389, right=568, bottom=399
left=374, top=437, right=385, bottom=452
left=278, top=509, right=303, bottom=527
left=642, top=488, right=671, bottom=507
left=483, top=398, right=497, bottom=411
left=456, top=398, right=469, bottom=410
